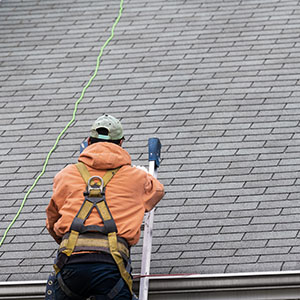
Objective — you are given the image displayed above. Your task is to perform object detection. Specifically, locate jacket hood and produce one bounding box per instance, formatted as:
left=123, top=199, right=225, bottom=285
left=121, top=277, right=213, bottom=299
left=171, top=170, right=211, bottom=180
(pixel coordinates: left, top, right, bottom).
left=78, top=142, right=131, bottom=169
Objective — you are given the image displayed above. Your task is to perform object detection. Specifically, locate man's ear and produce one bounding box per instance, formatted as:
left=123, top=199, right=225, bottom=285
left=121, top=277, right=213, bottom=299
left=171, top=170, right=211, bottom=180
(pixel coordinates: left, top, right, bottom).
left=119, top=139, right=124, bottom=147
left=88, top=137, right=91, bottom=145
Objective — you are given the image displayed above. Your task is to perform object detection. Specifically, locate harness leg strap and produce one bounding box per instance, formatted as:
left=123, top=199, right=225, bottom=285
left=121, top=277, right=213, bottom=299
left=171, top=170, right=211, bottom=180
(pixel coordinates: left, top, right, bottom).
left=57, top=272, right=85, bottom=300
left=108, top=232, right=133, bottom=294
left=107, top=262, right=138, bottom=300
left=107, top=277, right=125, bottom=299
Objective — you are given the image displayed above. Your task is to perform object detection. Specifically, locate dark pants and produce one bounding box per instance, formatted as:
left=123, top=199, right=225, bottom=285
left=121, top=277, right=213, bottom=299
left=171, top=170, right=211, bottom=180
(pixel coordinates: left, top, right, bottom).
left=48, top=262, right=132, bottom=300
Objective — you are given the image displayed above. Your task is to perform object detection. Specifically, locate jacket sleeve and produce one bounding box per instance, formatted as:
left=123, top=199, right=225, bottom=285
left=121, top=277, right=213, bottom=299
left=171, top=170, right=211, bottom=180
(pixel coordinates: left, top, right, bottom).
left=143, top=172, right=165, bottom=212
left=46, top=173, right=63, bottom=244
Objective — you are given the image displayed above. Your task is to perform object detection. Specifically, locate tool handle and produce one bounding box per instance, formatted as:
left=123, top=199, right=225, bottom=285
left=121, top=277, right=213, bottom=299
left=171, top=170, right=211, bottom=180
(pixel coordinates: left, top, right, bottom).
left=148, top=138, right=161, bottom=168
left=80, top=139, right=88, bottom=153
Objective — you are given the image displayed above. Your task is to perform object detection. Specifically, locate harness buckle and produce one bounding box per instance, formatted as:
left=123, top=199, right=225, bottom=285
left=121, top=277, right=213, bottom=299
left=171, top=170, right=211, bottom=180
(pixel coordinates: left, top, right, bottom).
left=88, top=176, right=104, bottom=193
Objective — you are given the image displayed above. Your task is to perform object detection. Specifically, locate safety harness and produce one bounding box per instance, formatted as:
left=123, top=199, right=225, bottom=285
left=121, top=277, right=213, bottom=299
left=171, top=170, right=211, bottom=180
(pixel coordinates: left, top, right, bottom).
left=51, top=162, right=136, bottom=299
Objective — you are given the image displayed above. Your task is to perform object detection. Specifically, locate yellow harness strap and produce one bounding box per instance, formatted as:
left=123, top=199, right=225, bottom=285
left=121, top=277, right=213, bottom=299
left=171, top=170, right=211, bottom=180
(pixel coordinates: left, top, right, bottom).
left=57, top=162, right=133, bottom=294
left=61, top=199, right=93, bottom=257
left=59, top=234, right=130, bottom=258
left=108, top=232, right=133, bottom=294
left=75, top=162, right=91, bottom=183
left=76, top=162, right=120, bottom=187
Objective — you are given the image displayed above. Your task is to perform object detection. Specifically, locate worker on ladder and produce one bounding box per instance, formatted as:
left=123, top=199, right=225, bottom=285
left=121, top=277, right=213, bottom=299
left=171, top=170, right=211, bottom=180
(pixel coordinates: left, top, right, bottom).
left=45, top=114, right=164, bottom=300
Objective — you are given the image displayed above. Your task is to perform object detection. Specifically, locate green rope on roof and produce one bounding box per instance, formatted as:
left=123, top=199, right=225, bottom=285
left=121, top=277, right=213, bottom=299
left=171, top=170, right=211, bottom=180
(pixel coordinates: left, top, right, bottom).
left=0, top=0, right=124, bottom=247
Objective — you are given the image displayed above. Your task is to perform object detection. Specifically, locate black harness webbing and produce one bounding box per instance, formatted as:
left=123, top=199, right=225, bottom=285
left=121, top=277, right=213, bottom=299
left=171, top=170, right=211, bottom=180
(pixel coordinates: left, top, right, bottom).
left=53, top=162, right=136, bottom=299
left=57, top=272, right=83, bottom=300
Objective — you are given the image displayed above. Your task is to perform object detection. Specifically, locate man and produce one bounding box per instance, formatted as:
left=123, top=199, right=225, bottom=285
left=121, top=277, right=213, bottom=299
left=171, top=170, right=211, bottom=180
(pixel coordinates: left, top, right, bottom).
left=45, top=114, right=164, bottom=300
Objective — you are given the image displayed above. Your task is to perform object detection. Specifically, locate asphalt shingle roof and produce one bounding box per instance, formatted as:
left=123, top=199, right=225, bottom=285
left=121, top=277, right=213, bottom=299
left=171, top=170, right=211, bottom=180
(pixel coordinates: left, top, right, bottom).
left=1, top=0, right=300, bottom=281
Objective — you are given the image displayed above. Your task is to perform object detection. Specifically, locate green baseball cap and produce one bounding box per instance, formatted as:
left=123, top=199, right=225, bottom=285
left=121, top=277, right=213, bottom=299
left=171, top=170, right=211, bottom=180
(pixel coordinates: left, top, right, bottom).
left=90, top=114, right=124, bottom=140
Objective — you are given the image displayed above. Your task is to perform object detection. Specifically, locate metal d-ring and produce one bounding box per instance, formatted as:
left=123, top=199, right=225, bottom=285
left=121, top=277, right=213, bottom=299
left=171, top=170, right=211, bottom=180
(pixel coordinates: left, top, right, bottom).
left=87, top=176, right=104, bottom=193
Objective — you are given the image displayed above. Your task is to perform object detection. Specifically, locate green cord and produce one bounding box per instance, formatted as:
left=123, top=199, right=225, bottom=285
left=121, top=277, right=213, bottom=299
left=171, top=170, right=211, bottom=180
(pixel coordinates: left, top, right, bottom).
left=0, top=0, right=124, bottom=247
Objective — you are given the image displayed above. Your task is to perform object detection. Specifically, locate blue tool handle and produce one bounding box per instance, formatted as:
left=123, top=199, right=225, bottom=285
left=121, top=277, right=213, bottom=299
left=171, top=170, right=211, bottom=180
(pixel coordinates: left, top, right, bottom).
left=80, top=139, right=88, bottom=153
left=148, top=138, right=161, bottom=168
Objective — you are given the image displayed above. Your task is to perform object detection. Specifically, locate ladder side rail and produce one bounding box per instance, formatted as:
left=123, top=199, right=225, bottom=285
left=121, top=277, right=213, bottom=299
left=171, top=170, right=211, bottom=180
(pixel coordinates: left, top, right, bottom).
left=139, top=137, right=160, bottom=300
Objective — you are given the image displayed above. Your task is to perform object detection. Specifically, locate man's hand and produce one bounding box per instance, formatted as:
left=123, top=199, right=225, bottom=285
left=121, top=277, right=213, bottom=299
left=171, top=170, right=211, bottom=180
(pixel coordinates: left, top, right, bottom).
left=134, top=165, right=148, bottom=173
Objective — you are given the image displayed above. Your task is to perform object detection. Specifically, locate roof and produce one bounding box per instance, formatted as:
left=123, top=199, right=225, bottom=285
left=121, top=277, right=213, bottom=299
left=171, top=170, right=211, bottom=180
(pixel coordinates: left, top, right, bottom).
left=1, top=0, right=300, bottom=282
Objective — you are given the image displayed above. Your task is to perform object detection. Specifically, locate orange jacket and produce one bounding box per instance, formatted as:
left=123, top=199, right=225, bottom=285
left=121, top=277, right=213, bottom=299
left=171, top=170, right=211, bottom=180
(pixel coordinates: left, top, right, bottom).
left=46, top=142, right=164, bottom=246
